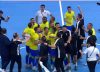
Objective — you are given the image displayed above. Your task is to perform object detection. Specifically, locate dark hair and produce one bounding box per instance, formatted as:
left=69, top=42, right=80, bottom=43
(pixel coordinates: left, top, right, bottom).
left=41, top=4, right=45, bottom=8
left=89, top=40, right=96, bottom=47
left=28, top=23, right=32, bottom=28
left=88, top=23, right=93, bottom=26
left=62, top=25, right=67, bottom=28
left=1, top=28, right=7, bottom=34
left=44, top=27, right=48, bottom=31
left=30, top=18, right=34, bottom=20
left=55, top=22, right=60, bottom=26
left=0, top=10, right=3, bottom=14
left=13, top=33, right=18, bottom=38
left=78, top=13, right=82, bottom=19
left=67, top=6, right=71, bottom=9
left=52, top=27, right=56, bottom=33
left=57, top=32, right=62, bottom=38
left=41, top=36, right=46, bottom=42
left=88, top=36, right=97, bottom=47
left=34, top=27, right=39, bottom=31
left=43, top=16, right=47, bottom=20
left=88, top=30, right=93, bottom=35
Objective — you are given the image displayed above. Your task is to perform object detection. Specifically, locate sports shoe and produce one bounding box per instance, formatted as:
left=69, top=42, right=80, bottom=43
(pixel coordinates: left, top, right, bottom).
left=74, top=66, right=78, bottom=71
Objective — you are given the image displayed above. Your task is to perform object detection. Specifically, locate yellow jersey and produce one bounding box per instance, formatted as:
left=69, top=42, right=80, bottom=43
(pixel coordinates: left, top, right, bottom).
left=49, top=33, right=56, bottom=45
left=30, top=32, right=39, bottom=50
left=32, top=22, right=38, bottom=29
left=23, top=27, right=35, bottom=46
left=64, top=11, right=75, bottom=26
left=40, top=21, right=49, bottom=30
left=92, top=28, right=96, bottom=35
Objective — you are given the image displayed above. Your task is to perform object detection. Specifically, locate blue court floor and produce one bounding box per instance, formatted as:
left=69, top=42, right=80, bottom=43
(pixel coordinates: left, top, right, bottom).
left=0, top=1, right=100, bottom=72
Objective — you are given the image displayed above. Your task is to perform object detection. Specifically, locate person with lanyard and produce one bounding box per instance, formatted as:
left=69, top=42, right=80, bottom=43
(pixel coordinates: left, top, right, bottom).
left=76, top=6, right=85, bottom=59
left=82, top=37, right=100, bottom=72
left=0, top=10, right=10, bottom=29
left=48, top=32, right=65, bottom=72
left=64, top=6, right=76, bottom=31
left=82, top=30, right=97, bottom=48
left=35, top=4, right=52, bottom=25
left=62, top=25, right=71, bottom=70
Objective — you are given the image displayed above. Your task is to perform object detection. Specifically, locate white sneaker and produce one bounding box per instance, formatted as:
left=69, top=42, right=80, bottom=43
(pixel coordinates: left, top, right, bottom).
left=52, top=68, right=56, bottom=72
left=1, top=69, right=6, bottom=72
left=51, top=65, right=53, bottom=70
left=83, top=63, right=87, bottom=66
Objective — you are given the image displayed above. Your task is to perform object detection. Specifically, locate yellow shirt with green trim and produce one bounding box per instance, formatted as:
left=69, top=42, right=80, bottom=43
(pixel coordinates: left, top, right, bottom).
left=32, top=23, right=38, bottom=29
left=64, top=11, right=75, bottom=26
left=30, top=32, right=39, bottom=50
left=49, top=33, right=56, bottom=45
left=92, top=28, right=96, bottom=35
left=23, top=27, right=35, bottom=46
left=40, top=21, right=49, bottom=30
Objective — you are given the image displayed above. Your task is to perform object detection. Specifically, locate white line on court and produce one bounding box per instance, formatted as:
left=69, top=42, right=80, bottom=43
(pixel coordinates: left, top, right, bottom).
left=59, top=0, right=64, bottom=26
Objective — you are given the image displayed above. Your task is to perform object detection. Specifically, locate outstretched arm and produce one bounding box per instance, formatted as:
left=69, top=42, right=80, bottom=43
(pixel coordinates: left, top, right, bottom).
left=77, top=6, right=84, bottom=18
left=4, top=16, right=10, bottom=22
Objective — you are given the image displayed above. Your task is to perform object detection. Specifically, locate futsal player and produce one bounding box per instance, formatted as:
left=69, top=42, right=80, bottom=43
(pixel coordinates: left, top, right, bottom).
left=40, top=17, right=49, bottom=31
left=30, top=18, right=38, bottom=29
left=23, top=23, right=35, bottom=68
left=49, top=27, right=57, bottom=71
left=42, top=27, right=51, bottom=44
left=64, top=6, right=76, bottom=31
left=30, top=27, right=39, bottom=71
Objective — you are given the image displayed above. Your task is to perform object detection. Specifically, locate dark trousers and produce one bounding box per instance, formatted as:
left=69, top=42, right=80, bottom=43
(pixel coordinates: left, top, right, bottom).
left=55, top=58, right=65, bottom=72
left=38, top=57, right=48, bottom=72
left=1, top=55, right=10, bottom=69
left=77, top=38, right=83, bottom=59
left=10, top=55, right=22, bottom=72
left=87, top=61, right=97, bottom=72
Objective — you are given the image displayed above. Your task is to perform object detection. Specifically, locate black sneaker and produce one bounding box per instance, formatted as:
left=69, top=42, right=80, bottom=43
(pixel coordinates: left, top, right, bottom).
left=74, top=66, right=78, bottom=71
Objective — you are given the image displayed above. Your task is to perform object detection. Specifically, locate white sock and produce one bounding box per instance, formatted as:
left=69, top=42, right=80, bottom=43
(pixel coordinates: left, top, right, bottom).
left=75, top=62, right=77, bottom=66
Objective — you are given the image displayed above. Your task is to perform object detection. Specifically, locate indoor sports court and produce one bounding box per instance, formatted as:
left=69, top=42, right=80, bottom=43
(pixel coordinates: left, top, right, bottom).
left=0, top=0, right=100, bottom=72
